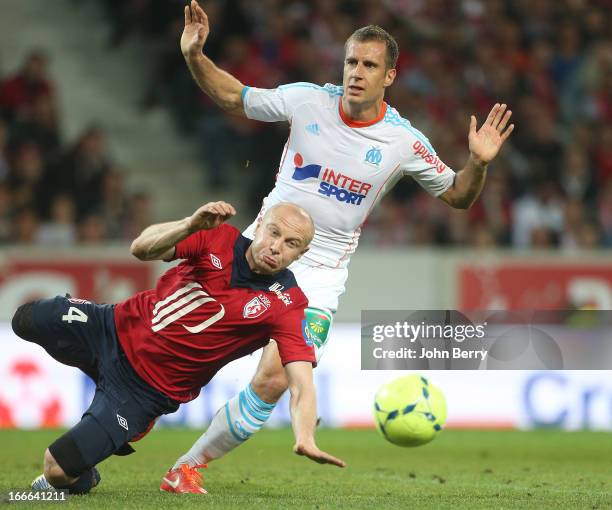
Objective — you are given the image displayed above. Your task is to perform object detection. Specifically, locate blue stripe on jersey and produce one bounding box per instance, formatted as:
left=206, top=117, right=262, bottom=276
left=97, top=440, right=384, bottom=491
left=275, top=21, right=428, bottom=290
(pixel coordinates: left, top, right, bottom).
left=323, top=83, right=344, bottom=96
left=277, top=82, right=343, bottom=97
left=279, top=82, right=322, bottom=91
left=241, top=86, right=250, bottom=102
left=384, top=107, right=436, bottom=154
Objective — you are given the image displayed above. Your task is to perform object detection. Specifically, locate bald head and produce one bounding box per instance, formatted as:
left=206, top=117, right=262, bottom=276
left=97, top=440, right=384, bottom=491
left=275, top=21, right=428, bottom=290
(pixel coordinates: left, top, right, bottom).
left=246, top=202, right=315, bottom=275
left=263, top=203, right=315, bottom=245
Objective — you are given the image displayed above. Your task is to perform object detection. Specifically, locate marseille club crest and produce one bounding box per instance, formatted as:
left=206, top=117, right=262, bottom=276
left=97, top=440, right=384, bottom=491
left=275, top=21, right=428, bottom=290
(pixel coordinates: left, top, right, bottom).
left=364, top=146, right=382, bottom=166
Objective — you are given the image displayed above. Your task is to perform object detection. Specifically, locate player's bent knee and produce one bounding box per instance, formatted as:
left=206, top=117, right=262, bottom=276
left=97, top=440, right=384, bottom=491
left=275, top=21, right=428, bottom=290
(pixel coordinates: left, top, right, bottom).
left=43, top=448, right=70, bottom=485
left=11, top=301, right=39, bottom=342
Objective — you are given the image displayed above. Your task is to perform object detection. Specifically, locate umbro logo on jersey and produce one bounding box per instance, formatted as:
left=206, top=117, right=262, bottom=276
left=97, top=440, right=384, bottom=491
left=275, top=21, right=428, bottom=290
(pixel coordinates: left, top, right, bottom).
left=243, top=296, right=270, bottom=319
left=210, top=253, right=222, bottom=269
left=117, top=414, right=129, bottom=430
left=306, top=123, right=320, bottom=135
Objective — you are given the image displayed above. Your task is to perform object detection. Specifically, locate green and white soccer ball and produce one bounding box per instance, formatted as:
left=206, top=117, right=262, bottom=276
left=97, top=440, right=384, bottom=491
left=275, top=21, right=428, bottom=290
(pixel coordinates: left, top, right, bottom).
left=373, top=374, right=447, bottom=447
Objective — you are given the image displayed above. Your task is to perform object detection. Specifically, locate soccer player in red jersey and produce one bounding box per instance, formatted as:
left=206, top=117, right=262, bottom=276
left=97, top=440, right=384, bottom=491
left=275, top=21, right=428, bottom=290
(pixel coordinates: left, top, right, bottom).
left=14, top=200, right=345, bottom=495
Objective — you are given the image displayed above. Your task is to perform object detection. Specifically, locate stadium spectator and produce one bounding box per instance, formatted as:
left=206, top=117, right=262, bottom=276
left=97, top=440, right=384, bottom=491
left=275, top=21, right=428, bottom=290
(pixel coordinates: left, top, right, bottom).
left=0, top=51, right=54, bottom=122
left=36, top=194, right=77, bottom=246
left=8, top=142, right=47, bottom=215
left=57, top=126, right=112, bottom=216
left=0, top=183, right=13, bottom=243
left=98, top=168, right=128, bottom=240
left=0, top=120, right=10, bottom=181
left=122, top=191, right=153, bottom=240
left=0, top=52, right=144, bottom=246
left=78, top=214, right=108, bottom=245
left=512, top=181, right=564, bottom=248
left=12, top=208, right=40, bottom=244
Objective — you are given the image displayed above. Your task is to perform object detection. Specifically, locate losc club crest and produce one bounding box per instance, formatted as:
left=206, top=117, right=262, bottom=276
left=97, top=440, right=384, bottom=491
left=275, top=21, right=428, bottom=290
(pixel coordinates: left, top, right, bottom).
left=243, top=296, right=270, bottom=319
left=364, top=146, right=382, bottom=167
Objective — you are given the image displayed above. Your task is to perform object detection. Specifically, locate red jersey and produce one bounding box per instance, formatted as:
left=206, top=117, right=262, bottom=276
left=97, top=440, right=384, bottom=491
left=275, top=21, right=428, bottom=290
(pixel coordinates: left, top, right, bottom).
left=114, top=224, right=314, bottom=402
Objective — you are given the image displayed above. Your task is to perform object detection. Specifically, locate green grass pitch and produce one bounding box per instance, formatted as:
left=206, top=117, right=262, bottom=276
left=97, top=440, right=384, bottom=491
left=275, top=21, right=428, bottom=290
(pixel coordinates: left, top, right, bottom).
left=0, top=428, right=610, bottom=509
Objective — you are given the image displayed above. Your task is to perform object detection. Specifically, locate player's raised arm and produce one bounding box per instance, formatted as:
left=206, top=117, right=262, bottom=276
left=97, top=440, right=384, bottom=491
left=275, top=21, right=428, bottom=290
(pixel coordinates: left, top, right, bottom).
left=439, top=103, right=514, bottom=209
left=181, top=0, right=245, bottom=115
left=130, top=201, right=236, bottom=261
left=284, top=361, right=346, bottom=468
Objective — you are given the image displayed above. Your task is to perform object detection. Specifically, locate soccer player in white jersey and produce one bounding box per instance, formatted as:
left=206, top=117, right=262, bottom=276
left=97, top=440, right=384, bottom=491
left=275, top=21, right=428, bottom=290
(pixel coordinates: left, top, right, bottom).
left=161, top=1, right=514, bottom=493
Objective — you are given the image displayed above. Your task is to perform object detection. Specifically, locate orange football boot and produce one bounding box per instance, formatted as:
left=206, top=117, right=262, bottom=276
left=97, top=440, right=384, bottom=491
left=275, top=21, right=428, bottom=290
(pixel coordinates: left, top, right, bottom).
left=160, top=463, right=208, bottom=494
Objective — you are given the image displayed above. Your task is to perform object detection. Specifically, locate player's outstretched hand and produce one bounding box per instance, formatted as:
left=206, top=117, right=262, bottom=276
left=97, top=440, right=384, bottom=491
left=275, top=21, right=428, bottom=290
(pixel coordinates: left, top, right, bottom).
left=468, top=103, right=514, bottom=164
left=181, top=0, right=210, bottom=59
left=293, top=442, right=347, bottom=468
left=188, top=201, right=236, bottom=232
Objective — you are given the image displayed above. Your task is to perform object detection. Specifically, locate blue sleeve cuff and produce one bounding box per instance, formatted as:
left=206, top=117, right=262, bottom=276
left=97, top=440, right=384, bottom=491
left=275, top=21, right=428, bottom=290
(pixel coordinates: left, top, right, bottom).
left=241, top=86, right=250, bottom=103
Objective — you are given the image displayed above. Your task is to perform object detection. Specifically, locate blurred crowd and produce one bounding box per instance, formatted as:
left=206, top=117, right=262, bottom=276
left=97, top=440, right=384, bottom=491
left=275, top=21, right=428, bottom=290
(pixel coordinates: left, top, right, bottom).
left=8, top=0, right=612, bottom=249
left=0, top=51, right=152, bottom=245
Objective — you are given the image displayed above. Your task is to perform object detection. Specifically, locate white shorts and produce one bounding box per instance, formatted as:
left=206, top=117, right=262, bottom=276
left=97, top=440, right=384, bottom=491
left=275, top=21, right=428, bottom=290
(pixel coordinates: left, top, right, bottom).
left=288, top=259, right=348, bottom=313
left=288, top=260, right=348, bottom=362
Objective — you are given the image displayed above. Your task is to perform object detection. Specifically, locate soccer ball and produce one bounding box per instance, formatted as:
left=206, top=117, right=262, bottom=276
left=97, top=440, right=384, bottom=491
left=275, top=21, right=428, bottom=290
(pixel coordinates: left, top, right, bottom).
left=373, top=374, right=447, bottom=447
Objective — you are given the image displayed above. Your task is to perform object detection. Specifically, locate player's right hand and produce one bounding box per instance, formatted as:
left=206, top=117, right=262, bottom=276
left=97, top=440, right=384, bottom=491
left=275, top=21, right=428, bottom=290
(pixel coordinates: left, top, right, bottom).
left=181, top=0, right=210, bottom=59
left=294, top=442, right=347, bottom=468
left=188, top=201, right=236, bottom=232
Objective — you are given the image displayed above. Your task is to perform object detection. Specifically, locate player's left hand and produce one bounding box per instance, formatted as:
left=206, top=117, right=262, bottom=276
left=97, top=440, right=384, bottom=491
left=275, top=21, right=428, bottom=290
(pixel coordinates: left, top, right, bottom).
left=294, top=442, right=347, bottom=468
left=468, top=104, right=514, bottom=164
left=188, top=201, right=236, bottom=232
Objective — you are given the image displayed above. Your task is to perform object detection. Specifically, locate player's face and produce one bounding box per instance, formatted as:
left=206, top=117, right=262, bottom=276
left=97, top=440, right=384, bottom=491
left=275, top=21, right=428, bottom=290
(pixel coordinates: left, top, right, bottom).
left=343, top=40, right=396, bottom=106
left=248, top=212, right=311, bottom=275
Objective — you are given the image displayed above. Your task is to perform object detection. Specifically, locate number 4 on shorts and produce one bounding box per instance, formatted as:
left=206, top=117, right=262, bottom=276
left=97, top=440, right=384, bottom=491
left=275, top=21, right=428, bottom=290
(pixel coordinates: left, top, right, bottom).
left=62, top=306, right=88, bottom=323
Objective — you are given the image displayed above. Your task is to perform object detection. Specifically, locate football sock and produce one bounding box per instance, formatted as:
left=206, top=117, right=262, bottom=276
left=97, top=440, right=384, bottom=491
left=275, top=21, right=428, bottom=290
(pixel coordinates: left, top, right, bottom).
left=173, top=384, right=275, bottom=468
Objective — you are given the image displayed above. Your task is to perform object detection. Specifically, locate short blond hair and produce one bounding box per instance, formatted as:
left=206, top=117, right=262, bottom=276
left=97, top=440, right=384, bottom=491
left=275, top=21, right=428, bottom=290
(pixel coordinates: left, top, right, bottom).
left=346, top=25, right=399, bottom=70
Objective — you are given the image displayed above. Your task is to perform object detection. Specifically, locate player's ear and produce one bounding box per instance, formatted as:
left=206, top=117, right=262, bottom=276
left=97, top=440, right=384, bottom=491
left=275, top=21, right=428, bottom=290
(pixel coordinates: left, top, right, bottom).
left=298, top=245, right=310, bottom=258
left=384, top=68, right=396, bottom=87
left=253, top=218, right=263, bottom=236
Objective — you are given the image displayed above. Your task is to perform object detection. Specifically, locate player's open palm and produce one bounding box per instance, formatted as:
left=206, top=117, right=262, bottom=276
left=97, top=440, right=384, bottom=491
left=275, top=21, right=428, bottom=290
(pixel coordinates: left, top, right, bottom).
left=181, top=0, right=209, bottom=59
left=189, top=201, right=236, bottom=232
left=468, top=104, right=514, bottom=164
left=294, top=442, right=347, bottom=468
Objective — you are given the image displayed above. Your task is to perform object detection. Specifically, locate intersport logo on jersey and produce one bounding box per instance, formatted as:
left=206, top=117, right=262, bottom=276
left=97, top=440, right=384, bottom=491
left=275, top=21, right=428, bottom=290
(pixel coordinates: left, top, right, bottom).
left=291, top=153, right=372, bottom=206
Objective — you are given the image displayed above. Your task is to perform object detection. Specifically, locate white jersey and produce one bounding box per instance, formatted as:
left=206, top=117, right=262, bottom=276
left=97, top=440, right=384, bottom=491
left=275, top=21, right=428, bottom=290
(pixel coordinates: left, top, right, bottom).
left=242, top=82, right=455, bottom=270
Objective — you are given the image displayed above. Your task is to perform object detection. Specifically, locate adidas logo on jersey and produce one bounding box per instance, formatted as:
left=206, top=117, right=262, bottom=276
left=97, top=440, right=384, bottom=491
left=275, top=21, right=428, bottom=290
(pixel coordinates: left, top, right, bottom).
left=306, top=123, right=320, bottom=135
